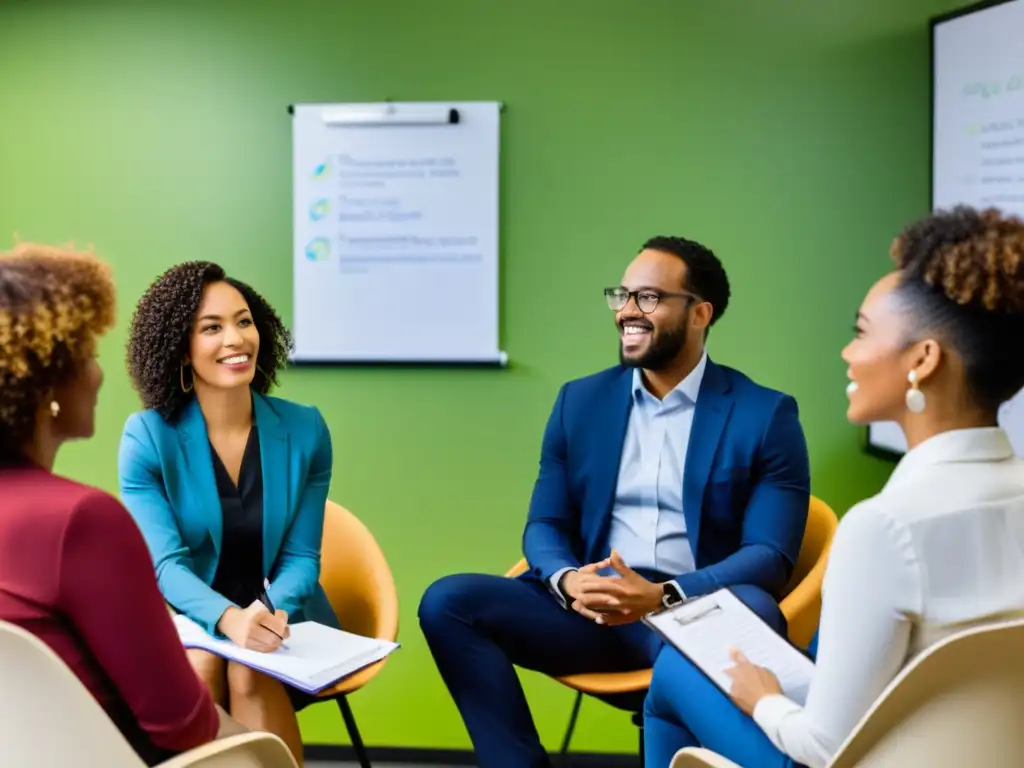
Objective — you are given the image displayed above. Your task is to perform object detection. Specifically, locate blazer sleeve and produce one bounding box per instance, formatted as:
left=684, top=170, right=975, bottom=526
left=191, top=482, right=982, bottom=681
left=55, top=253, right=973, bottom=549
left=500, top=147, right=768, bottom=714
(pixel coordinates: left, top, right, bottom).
left=59, top=491, right=219, bottom=753
left=265, top=406, right=333, bottom=618
left=118, top=413, right=234, bottom=635
left=674, top=394, right=811, bottom=599
left=522, top=383, right=582, bottom=583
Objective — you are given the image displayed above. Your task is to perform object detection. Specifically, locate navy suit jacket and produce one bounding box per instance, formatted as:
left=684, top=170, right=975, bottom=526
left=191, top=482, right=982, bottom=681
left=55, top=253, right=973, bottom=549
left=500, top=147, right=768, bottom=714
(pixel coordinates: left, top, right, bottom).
left=522, top=359, right=811, bottom=600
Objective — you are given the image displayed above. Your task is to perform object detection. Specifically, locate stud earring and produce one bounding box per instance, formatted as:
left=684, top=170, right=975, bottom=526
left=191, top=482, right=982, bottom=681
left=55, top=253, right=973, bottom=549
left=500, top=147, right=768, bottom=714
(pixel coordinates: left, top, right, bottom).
left=905, top=370, right=926, bottom=414
left=180, top=363, right=194, bottom=393
left=50, top=400, right=61, bottom=418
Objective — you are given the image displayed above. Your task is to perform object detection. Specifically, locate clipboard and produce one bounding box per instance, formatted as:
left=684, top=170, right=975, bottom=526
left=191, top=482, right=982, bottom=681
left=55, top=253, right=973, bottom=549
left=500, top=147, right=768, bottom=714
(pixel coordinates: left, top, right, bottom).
left=643, top=588, right=814, bottom=706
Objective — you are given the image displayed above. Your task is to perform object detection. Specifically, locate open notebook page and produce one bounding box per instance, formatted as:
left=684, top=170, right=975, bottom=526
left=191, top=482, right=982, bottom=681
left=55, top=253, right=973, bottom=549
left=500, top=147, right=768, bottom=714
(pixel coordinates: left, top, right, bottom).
left=644, top=588, right=814, bottom=705
left=173, top=614, right=399, bottom=693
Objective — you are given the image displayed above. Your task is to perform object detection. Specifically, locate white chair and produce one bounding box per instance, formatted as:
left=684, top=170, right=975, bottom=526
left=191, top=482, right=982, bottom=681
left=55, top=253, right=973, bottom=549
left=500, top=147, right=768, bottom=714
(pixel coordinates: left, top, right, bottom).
left=0, top=620, right=297, bottom=767
left=670, top=617, right=1024, bottom=767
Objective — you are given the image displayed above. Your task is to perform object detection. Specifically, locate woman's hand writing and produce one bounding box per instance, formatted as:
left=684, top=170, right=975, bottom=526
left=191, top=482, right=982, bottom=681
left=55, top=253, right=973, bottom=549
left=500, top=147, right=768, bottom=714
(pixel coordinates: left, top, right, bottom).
left=217, top=601, right=290, bottom=653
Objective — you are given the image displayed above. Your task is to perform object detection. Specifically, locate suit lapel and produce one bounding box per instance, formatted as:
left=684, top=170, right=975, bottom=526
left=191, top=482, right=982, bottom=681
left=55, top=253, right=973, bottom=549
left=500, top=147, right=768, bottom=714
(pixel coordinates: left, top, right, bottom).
left=682, top=359, right=733, bottom=556
left=592, top=368, right=635, bottom=552
left=177, top=399, right=223, bottom=560
left=254, top=393, right=290, bottom=576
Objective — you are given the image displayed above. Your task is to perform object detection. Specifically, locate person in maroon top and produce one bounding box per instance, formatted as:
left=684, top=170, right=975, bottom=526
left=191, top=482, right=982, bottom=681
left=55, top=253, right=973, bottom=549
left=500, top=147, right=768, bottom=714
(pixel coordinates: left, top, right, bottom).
left=0, top=243, right=240, bottom=765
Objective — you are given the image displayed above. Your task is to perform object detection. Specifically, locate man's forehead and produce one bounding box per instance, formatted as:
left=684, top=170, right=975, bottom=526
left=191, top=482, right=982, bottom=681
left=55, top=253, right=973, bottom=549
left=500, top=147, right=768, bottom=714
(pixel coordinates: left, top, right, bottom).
left=622, top=249, right=685, bottom=288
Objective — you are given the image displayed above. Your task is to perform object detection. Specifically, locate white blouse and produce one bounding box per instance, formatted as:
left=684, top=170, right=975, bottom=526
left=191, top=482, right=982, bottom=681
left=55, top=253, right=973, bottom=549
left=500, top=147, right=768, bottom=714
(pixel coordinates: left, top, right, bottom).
left=752, top=428, right=1024, bottom=768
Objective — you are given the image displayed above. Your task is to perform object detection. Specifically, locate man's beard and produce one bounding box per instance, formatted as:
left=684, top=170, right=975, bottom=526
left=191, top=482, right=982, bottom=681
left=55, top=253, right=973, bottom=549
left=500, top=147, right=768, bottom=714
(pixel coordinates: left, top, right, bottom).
left=619, top=320, right=689, bottom=370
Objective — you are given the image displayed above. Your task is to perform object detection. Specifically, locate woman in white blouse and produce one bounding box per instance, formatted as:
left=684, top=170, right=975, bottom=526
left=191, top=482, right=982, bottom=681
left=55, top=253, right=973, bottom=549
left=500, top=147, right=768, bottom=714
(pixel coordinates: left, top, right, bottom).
left=643, top=204, right=1024, bottom=768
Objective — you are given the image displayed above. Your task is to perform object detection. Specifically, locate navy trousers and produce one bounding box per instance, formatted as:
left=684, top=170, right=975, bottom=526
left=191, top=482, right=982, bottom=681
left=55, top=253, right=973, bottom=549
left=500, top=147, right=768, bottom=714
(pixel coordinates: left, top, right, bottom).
left=419, top=571, right=785, bottom=768
left=644, top=599, right=817, bottom=768
left=418, top=571, right=666, bottom=768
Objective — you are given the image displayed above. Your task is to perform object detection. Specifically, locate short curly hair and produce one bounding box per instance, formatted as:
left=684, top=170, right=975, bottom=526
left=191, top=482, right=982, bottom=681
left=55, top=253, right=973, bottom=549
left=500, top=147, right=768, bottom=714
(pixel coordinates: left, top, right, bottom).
left=641, top=235, right=731, bottom=331
left=125, top=261, right=293, bottom=422
left=891, top=205, right=1024, bottom=412
left=0, top=242, right=116, bottom=464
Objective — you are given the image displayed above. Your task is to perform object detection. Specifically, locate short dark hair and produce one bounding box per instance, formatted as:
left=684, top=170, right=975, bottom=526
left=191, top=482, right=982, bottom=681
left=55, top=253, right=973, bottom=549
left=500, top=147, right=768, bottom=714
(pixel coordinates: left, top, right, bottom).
left=891, top=205, right=1024, bottom=413
left=642, top=235, right=731, bottom=328
left=125, top=261, right=293, bottom=422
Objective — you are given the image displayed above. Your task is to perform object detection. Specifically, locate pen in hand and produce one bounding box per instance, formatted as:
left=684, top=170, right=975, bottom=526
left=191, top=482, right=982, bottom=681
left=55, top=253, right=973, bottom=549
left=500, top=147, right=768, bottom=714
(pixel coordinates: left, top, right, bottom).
left=257, top=579, right=289, bottom=649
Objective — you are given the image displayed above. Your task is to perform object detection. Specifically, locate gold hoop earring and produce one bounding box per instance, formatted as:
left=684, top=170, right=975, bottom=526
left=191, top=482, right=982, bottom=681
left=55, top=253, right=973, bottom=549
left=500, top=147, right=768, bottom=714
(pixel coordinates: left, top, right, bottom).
left=50, top=400, right=61, bottom=418
left=180, top=364, right=194, bottom=393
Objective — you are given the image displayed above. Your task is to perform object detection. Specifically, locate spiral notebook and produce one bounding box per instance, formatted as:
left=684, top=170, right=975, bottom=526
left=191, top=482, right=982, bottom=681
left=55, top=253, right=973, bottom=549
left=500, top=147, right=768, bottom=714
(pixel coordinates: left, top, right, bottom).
left=173, top=614, right=399, bottom=694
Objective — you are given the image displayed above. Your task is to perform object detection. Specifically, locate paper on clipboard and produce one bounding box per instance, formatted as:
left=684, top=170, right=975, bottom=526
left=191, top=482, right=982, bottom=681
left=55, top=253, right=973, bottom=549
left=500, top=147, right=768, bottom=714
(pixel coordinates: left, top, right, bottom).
left=644, top=588, right=814, bottom=705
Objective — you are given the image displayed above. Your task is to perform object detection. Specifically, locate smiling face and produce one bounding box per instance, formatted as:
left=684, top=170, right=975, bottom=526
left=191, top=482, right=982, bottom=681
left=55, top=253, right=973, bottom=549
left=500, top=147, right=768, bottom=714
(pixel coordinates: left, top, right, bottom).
left=615, top=248, right=710, bottom=370
left=842, top=272, right=922, bottom=424
left=186, top=281, right=260, bottom=392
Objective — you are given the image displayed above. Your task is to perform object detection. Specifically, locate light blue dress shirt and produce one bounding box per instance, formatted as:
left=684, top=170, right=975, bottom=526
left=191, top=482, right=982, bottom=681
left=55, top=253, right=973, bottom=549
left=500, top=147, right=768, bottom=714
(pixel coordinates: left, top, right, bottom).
left=607, top=351, right=706, bottom=576
left=549, top=352, right=707, bottom=604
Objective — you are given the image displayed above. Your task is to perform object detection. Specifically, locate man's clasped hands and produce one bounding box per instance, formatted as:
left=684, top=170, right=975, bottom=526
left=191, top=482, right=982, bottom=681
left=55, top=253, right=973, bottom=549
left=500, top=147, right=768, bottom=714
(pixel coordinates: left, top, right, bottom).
left=563, top=549, right=665, bottom=626
left=565, top=549, right=786, bottom=715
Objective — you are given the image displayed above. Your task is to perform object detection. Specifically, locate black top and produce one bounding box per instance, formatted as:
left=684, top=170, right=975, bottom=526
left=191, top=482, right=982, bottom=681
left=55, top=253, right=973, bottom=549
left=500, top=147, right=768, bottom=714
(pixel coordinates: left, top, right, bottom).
left=209, top=427, right=265, bottom=609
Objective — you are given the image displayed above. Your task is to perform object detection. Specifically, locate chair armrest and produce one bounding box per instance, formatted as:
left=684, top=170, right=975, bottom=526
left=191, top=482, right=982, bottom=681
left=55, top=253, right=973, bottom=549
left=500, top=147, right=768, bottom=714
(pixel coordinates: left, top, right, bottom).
left=670, top=747, right=743, bottom=768
left=157, top=733, right=298, bottom=768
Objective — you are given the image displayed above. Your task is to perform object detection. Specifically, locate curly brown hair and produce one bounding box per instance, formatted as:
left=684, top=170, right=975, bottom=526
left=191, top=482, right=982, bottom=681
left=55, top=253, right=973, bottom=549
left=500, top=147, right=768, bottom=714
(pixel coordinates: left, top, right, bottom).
left=125, top=261, right=293, bottom=422
left=891, top=205, right=1024, bottom=411
left=0, top=243, right=116, bottom=464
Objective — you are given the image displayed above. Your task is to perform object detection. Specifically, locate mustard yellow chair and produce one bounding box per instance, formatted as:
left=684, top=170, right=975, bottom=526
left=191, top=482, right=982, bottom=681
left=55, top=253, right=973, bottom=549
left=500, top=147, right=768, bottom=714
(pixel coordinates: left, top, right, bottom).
left=313, top=500, right=399, bottom=768
left=505, top=495, right=838, bottom=760
left=779, top=496, right=838, bottom=649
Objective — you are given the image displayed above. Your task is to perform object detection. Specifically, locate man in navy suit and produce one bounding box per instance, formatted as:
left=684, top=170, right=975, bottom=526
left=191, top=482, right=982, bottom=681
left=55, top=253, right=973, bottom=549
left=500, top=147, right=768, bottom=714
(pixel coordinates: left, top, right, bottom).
left=418, top=236, right=811, bottom=768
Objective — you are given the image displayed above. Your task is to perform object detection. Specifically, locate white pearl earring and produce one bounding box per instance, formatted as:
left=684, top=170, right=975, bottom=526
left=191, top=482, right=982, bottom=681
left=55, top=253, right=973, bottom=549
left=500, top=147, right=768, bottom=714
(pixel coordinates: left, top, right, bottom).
left=905, top=370, right=926, bottom=414
left=50, top=400, right=61, bottom=418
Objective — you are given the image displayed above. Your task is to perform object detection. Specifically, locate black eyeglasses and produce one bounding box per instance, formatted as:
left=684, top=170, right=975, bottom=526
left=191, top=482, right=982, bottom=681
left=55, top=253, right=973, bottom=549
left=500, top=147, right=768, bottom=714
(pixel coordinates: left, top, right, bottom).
left=604, top=287, right=700, bottom=314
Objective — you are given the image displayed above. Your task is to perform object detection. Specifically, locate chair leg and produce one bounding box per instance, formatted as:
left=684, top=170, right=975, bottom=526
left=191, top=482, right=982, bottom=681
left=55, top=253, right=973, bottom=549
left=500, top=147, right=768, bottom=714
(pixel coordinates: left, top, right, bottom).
left=632, top=711, right=645, bottom=767
left=336, top=695, right=372, bottom=768
left=560, top=690, right=584, bottom=757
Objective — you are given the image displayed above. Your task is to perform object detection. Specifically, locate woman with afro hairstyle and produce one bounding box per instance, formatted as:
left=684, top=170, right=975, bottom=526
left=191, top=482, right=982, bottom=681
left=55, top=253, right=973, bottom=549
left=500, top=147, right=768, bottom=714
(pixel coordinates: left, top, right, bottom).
left=118, top=261, right=337, bottom=765
left=644, top=206, right=1024, bottom=768
left=0, top=244, right=243, bottom=765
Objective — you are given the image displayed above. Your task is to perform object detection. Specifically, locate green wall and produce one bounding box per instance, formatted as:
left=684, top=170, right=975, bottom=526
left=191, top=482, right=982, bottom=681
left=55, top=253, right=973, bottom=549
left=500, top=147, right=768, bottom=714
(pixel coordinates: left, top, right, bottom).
left=0, top=0, right=965, bottom=755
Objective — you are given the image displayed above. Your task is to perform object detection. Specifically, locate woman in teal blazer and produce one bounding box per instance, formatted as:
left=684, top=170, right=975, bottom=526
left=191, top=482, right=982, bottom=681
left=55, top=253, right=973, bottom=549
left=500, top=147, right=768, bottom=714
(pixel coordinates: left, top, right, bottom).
left=118, top=261, right=336, bottom=766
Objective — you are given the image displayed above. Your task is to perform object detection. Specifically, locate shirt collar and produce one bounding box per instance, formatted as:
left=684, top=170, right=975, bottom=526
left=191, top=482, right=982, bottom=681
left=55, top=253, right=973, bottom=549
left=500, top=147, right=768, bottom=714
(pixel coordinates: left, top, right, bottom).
left=884, top=427, right=1015, bottom=491
left=631, top=351, right=708, bottom=406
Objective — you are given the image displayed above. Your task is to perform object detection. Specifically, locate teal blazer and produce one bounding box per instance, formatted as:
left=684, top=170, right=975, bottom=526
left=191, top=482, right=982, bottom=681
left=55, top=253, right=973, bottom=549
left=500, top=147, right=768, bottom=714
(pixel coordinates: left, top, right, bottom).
left=117, top=392, right=339, bottom=636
